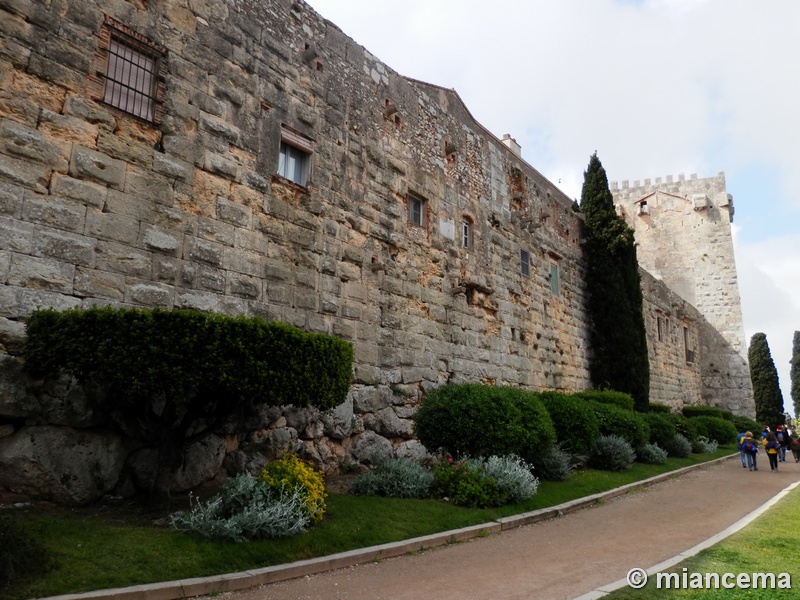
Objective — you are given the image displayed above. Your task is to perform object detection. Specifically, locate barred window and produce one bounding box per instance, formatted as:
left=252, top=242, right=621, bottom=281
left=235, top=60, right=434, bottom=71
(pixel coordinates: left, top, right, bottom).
left=90, top=17, right=167, bottom=124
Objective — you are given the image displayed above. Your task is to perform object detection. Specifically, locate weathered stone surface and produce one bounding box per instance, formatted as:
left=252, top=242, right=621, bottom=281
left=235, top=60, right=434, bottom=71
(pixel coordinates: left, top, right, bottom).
left=350, top=430, right=393, bottom=464
left=0, top=354, right=31, bottom=416
left=0, top=317, right=25, bottom=354
left=0, top=426, right=125, bottom=504
left=7, top=254, right=74, bottom=292
left=351, top=385, right=393, bottom=414
left=69, top=146, right=126, bottom=189
left=0, top=119, right=71, bottom=172
left=362, top=406, right=414, bottom=439
left=173, top=434, right=226, bottom=491
left=0, top=0, right=755, bottom=500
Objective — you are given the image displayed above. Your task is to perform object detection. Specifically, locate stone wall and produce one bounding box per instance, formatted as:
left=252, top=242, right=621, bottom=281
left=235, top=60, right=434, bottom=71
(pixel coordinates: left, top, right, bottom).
left=612, top=174, right=754, bottom=416
left=0, top=0, right=753, bottom=502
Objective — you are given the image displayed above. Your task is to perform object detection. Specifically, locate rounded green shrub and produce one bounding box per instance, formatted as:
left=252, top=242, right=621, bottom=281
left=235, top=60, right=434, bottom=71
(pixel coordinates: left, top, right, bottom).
left=433, top=458, right=506, bottom=508
left=686, top=416, right=737, bottom=445
left=665, top=433, right=692, bottom=458
left=574, top=389, right=635, bottom=411
left=413, top=384, right=556, bottom=463
left=664, top=413, right=696, bottom=442
left=733, top=416, right=762, bottom=436
left=539, top=391, right=600, bottom=453
left=647, top=402, right=673, bottom=414
left=588, top=402, right=650, bottom=448
left=642, top=412, right=676, bottom=448
left=589, top=435, right=636, bottom=471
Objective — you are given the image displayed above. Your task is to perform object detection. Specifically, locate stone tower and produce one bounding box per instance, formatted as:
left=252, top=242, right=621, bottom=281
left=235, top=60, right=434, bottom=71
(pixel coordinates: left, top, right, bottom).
left=611, top=173, right=755, bottom=416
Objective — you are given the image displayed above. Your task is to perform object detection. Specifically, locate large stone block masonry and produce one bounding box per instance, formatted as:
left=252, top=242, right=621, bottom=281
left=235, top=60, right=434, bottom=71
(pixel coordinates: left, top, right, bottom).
left=0, top=0, right=754, bottom=501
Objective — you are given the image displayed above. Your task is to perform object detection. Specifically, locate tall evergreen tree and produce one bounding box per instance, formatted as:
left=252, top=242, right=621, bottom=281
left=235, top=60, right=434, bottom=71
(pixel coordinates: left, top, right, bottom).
left=579, top=153, right=650, bottom=410
left=791, top=331, right=800, bottom=420
left=748, top=332, right=785, bottom=426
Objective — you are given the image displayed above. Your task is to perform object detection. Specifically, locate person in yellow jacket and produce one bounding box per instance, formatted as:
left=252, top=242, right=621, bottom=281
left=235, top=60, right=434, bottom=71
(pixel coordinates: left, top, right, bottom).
left=763, top=432, right=780, bottom=472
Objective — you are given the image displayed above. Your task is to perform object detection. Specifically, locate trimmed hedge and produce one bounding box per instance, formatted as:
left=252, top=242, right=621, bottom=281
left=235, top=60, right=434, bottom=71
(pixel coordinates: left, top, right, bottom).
left=642, top=412, right=677, bottom=448
left=25, top=307, right=353, bottom=410
left=733, top=416, right=763, bottom=436
left=647, top=402, right=673, bottom=414
left=682, top=406, right=735, bottom=422
left=574, top=390, right=635, bottom=411
left=539, top=391, right=600, bottom=454
left=413, top=384, right=556, bottom=463
left=664, top=413, right=696, bottom=442
left=588, top=401, right=650, bottom=448
left=24, top=307, right=353, bottom=506
left=686, top=416, right=738, bottom=444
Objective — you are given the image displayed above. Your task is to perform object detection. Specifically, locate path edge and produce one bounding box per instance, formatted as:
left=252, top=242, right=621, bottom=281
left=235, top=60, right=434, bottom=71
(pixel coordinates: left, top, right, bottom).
left=38, top=454, right=739, bottom=600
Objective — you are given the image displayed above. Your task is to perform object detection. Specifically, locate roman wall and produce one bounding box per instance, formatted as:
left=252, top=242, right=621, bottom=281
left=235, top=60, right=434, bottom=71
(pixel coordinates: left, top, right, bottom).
left=0, top=0, right=753, bottom=501
left=612, top=174, right=755, bottom=415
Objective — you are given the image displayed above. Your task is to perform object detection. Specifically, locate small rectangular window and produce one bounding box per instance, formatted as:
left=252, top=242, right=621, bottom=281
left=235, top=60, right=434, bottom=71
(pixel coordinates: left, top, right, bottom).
left=657, top=316, right=664, bottom=342
left=408, top=194, right=426, bottom=227
left=549, top=262, right=560, bottom=295
left=520, top=248, right=530, bottom=277
left=461, top=219, right=472, bottom=248
left=94, top=17, right=167, bottom=123
left=278, top=126, right=313, bottom=186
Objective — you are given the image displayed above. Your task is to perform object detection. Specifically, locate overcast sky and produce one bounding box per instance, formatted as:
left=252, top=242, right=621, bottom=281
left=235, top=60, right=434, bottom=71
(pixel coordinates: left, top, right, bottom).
left=306, top=0, right=800, bottom=413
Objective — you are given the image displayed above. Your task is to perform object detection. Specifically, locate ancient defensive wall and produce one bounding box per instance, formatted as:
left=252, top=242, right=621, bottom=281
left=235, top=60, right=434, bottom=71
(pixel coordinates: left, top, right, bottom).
left=612, top=173, right=754, bottom=415
left=0, top=0, right=752, bottom=502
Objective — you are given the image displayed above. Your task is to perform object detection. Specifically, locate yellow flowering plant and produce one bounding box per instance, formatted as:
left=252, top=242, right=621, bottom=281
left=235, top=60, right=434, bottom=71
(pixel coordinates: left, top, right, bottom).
left=260, top=454, right=327, bottom=524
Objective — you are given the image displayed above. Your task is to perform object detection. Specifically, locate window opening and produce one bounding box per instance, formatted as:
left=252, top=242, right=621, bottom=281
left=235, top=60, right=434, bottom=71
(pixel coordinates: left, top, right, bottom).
left=461, top=218, right=472, bottom=249
left=684, top=326, right=695, bottom=363
left=520, top=248, right=530, bottom=277
left=278, top=126, right=313, bottom=186
left=408, top=194, right=426, bottom=227
left=549, top=262, right=560, bottom=295
left=96, top=17, right=166, bottom=123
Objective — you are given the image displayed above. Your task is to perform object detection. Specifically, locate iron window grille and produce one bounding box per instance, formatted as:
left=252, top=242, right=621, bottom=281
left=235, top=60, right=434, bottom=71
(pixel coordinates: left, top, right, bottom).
left=90, top=16, right=167, bottom=124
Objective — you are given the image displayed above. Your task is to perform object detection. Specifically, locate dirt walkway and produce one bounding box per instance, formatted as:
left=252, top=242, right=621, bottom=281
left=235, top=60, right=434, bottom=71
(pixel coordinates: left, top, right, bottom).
left=200, top=457, right=800, bottom=600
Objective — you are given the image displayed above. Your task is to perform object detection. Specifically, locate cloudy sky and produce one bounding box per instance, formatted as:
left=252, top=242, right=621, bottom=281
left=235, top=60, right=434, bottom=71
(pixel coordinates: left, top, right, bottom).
left=307, top=0, right=800, bottom=412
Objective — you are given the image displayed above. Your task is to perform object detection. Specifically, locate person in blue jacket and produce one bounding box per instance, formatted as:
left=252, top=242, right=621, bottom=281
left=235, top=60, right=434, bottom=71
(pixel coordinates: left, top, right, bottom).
left=740, top=432, right=759, bottom=471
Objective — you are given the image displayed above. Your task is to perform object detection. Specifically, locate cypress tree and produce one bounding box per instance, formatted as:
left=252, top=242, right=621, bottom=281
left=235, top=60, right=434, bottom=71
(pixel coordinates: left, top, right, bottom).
left=748, top=332, right=785, bottom=426
left=791, top=331, right=800, bottom=420
left=579, top=153, right=650, bottom=411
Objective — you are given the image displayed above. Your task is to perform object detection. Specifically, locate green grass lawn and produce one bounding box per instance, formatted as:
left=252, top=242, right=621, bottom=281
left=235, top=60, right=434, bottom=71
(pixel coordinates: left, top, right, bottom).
left=603, top=480, right=800, bottom=599
left=4, top=449, right=733, bottom=600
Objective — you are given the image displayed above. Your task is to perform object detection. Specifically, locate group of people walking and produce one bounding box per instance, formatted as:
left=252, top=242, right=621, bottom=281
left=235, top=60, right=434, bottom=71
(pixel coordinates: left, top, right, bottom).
left=738, top=425, right=799, bottom=472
